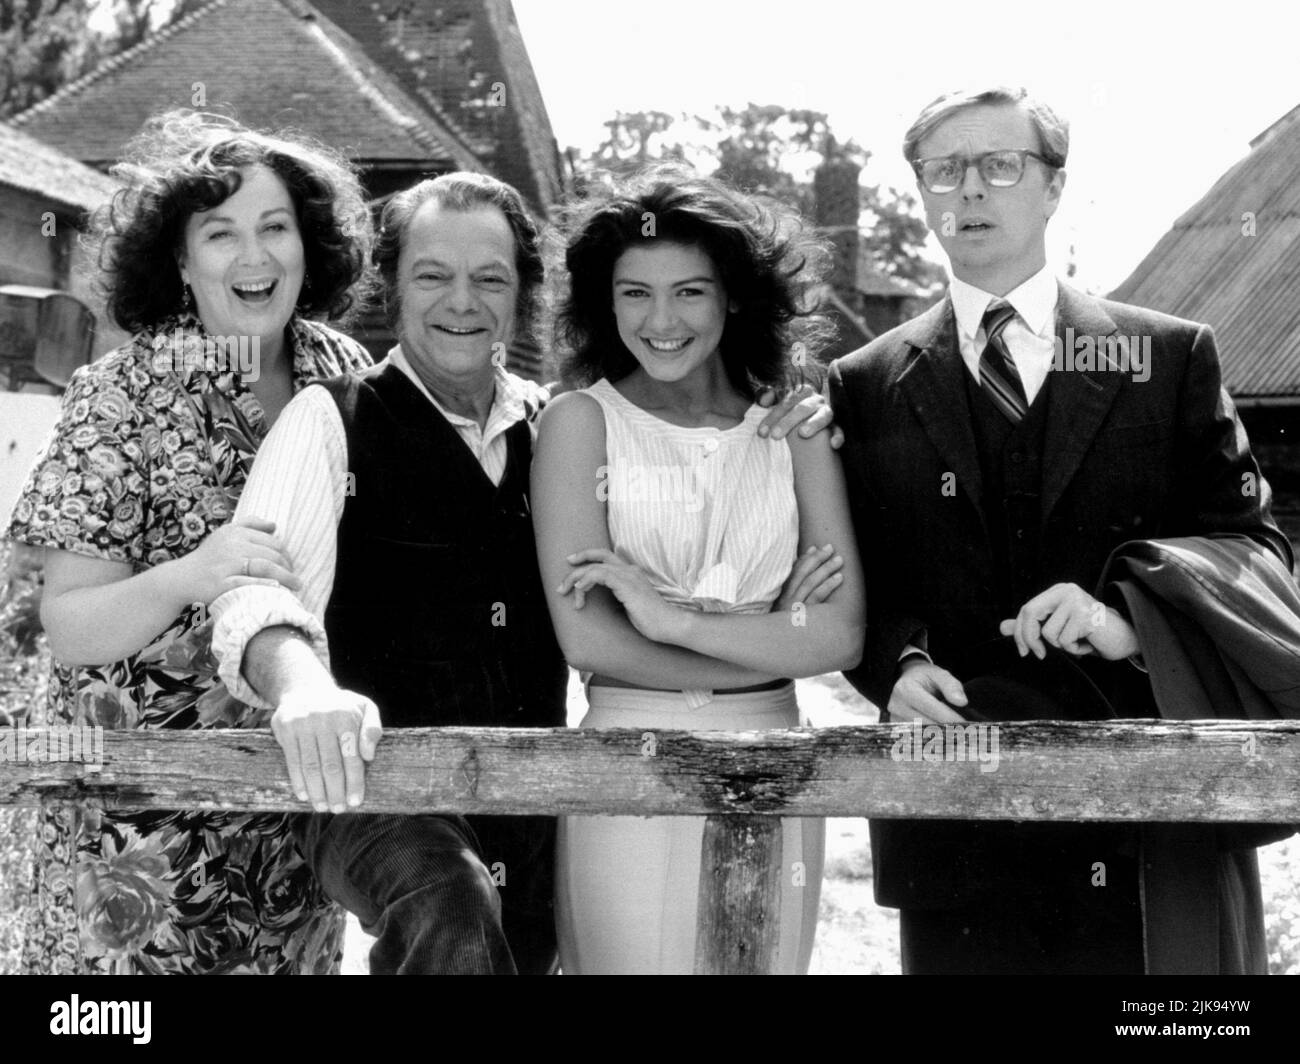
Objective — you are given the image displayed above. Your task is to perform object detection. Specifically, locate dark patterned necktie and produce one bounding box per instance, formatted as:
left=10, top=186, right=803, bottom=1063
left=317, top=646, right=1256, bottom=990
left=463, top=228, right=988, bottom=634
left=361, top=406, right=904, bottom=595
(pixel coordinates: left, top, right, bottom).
left=978, top=300, right=1028, bottom=423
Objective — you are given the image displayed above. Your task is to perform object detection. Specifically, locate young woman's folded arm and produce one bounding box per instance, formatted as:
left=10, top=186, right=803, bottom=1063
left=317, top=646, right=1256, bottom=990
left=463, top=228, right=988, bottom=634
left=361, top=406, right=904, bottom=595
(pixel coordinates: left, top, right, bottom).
left=663, top=429, right=865, bottom=675
left=532, top=392, right=779, bottom=689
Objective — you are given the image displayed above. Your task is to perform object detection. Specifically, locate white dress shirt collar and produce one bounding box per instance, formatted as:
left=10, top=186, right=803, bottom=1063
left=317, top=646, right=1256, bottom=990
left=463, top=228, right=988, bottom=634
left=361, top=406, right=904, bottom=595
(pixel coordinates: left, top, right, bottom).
left=949, top=265, right=1059, bottom=346
left=383, top=344, right=537, bottom=430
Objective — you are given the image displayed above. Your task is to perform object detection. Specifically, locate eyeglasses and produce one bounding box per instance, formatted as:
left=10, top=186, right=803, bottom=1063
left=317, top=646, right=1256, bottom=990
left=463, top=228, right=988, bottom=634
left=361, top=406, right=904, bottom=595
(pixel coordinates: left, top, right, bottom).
left=912, top=149, right=1052, bottom=194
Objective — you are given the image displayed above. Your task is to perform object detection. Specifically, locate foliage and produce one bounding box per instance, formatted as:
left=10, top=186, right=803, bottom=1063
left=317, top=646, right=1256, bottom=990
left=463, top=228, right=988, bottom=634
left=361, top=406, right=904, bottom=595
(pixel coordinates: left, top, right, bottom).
left=0, top=0, right=96, bottom=116
left=570, top=103, right=945, bottom=291
left=97, top=0, right=208, bottom=53
left=0, top=544, right=43, bottom=664
left=0, top=0, right=207, bottom=118
left=1263, top=835, right=1300, bottom=974
left=0, top=541, right=47, bottom=974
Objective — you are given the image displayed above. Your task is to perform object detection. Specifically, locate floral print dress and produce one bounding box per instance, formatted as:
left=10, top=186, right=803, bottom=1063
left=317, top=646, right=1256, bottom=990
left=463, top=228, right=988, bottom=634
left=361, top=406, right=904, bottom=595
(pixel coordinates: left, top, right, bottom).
left=5, top=313, right=371, bottom=973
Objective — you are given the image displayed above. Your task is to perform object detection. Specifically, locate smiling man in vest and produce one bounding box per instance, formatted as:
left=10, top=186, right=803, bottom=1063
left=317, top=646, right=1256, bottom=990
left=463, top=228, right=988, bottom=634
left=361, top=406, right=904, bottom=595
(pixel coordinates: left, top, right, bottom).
left=210, top=173, right=565, bottom=974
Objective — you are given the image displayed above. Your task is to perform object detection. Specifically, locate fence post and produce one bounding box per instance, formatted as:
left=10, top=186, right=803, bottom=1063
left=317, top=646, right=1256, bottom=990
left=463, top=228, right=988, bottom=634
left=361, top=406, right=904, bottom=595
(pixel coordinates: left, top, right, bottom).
left=694, top=814, right=781, bottom=974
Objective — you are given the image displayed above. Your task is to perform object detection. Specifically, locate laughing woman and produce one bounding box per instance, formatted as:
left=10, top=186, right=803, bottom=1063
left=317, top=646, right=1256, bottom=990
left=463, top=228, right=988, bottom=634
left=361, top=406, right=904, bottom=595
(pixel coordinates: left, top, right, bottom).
left=533, top=166, right=865, bottom=974
left=3, top=111, right=371, bottom=973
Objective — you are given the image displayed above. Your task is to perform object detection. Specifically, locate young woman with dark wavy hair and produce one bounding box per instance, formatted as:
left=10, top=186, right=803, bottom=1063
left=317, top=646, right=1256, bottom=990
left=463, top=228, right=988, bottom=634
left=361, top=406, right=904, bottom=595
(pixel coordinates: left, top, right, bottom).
left=534, top=165, right=865, bottom=973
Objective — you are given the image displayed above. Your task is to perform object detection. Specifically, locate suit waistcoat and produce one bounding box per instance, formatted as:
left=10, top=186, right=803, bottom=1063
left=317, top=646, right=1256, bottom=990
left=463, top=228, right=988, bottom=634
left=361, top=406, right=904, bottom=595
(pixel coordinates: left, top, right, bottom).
left=317, top=364, right=567, bottom=729
left=961, top=366, right=1158, bottom=718
left=963, top=367, right=1051, bottom=618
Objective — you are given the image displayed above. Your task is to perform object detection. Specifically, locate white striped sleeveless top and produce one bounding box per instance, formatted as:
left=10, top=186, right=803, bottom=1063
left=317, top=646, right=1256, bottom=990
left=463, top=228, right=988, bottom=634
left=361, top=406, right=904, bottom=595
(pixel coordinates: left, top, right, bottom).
left=583, top=376, right=799, bottom=619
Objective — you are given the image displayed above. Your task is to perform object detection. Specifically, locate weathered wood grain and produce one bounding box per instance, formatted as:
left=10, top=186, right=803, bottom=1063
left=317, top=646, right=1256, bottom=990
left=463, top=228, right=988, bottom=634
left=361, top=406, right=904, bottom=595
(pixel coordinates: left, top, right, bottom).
left=695, top=816, right=782, bottom=974
left=3, top=720, right=1298, bottom=820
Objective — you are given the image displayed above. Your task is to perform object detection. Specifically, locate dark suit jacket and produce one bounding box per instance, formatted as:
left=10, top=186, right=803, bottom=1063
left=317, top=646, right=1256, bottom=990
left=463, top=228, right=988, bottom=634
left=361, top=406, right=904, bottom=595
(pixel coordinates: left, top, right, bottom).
left=1103, top=534, right=1300, bottom=973
left=830, top=283, right=1291, bottom=710
left=828, top=284, right=1292, bottom=918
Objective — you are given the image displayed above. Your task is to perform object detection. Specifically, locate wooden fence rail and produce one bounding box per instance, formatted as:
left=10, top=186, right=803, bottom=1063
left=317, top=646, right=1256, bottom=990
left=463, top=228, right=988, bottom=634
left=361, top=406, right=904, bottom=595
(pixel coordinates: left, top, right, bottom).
left=3, top=721, right=1299, bottom=973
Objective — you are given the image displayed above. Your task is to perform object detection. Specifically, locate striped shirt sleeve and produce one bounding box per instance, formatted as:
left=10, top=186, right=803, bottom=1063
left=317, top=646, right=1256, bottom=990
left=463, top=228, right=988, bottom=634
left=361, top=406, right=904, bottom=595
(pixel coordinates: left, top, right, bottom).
left=210, top=385, right=348, bottom=707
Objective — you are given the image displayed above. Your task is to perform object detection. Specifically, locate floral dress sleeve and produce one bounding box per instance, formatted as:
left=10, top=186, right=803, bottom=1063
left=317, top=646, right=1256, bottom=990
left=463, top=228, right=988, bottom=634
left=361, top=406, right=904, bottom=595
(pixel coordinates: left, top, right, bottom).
left=5, top=347, right=153, bottom=564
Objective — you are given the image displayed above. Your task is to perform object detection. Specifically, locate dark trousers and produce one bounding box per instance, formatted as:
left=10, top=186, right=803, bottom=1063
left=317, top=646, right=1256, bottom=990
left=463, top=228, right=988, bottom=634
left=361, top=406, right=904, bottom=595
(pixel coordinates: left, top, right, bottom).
left=891, top=645, right=1146, bottom=974
left=294, top=813, right=557, bottom=975
left=899, top=878, right=1145, bottom=975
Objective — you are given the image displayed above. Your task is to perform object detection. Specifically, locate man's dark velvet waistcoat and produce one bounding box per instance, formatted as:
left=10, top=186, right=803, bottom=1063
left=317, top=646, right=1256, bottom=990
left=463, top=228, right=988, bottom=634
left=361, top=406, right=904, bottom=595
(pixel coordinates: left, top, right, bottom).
left=316, top=364, right=567, bottom=729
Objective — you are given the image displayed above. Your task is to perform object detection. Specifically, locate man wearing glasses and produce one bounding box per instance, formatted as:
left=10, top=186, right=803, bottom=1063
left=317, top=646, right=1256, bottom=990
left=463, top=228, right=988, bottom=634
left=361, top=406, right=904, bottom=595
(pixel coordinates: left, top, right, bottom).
left=828, top=87, right=1290, bottom=973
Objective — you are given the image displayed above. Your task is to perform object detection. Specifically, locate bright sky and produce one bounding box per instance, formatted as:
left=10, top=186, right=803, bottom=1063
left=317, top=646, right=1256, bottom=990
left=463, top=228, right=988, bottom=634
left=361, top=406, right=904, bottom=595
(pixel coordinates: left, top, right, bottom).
left=514, top=0, right=1300, bottom=294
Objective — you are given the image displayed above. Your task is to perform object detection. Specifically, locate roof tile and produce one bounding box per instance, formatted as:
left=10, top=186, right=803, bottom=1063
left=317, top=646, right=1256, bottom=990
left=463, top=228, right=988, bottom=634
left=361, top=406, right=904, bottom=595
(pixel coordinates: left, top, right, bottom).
left=0, top=122, right=120, bottom=212
left=1111, top=106, right=1300, bottom=399
left=13, top=0, right=476, bottom=170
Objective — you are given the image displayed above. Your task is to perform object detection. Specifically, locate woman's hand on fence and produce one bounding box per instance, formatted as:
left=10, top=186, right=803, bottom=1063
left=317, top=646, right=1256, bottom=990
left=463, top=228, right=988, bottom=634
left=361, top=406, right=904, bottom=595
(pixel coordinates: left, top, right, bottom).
left=775, top=544, right=844, bottom=611
left=560, top=548, right=685, bottom=644
left=170, top=516, right=302, bottom=604
left=270, top=684, right=383, bottom=812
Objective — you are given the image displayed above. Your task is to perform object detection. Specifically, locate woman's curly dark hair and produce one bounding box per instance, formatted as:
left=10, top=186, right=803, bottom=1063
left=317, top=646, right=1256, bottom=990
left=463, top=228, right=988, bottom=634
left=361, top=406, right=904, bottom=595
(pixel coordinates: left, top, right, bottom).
left=551, top=163, right=835, bottom=394
left=91, top=110, right=373, bottom=333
